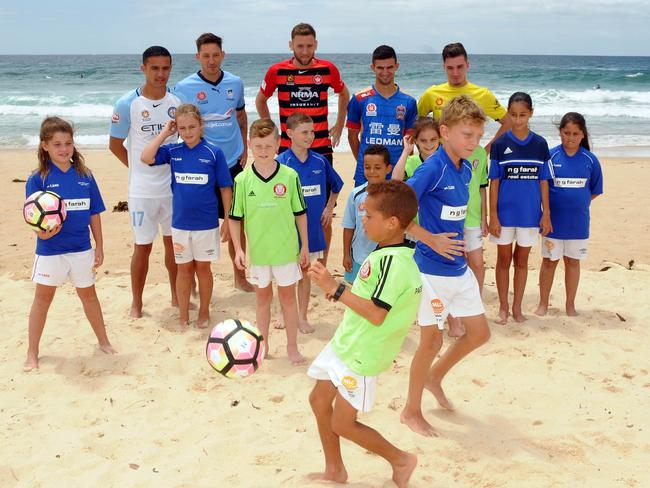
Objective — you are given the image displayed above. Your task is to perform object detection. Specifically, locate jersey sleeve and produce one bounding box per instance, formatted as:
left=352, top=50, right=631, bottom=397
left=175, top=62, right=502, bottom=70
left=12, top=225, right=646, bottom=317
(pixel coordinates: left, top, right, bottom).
left=153, top=144, right=172, bottom=166
left=109, top=95, right=132, bottom=139
left=88, top=174, right=106, bottom=215
left=172, top=82, right=189, bottom=103
left=589, top=154, right=604, bottom=195
left=477, top=148, right=489, bottom=187
left=369, top=252, right=403, bottom=311
left=488, top=144, right=501, bottom=180
left=291, top=173, right=307, bottom=215
left=215, top=148, right=233, bottom=188
left=236, top=78, right=246, bottom=111
left=346, top=96, right=362, bottom=130
left=326, top=162, right=344, bottom=194
left=260, top=65, right=278, bottom=97
left=407, top=161, right=439, bottom=202
left=25, top=172, right=44, bottom=197
left=342, top=190, right=356, bottom=229
left=417, top=90, right=433, bottom=117
left=229, top=175, right=245, bottom=220
left=405, top=97, right=418, bottom=130
left=539, top=143, right=553, bottom=180
left=478, top=89, right=507, bottom=121
left=328, top=62, right=345, bottom=94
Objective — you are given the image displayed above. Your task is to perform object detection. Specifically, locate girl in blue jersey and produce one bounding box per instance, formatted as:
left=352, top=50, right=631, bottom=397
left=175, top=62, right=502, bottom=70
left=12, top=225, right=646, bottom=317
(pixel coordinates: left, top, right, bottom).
left=24, top=117, right=116, bottom=371
left=535, top=113, right=603, bottom=317
left=489, top=92, right=553, bottom=324
left=141, top=104, right=233, bottom=329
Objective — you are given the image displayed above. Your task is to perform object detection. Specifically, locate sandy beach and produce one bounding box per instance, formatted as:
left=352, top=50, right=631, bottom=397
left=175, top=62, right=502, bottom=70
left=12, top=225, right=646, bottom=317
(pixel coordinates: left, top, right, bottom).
left=1, top=148, right=648, bottom=488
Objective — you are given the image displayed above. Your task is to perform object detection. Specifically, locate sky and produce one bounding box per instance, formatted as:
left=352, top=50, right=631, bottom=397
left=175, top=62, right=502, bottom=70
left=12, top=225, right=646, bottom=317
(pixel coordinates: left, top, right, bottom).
left=1, top=0, right=649, bottom=56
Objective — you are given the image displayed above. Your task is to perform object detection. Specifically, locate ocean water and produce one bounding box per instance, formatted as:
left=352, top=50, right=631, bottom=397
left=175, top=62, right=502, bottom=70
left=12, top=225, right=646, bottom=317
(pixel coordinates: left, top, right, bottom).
left=1, top=54, right=649, bottom=153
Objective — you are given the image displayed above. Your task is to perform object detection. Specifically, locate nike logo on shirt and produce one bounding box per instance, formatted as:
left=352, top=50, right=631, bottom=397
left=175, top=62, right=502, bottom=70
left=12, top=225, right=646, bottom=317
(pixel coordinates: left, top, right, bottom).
left=298, top=70, right=308, bottom=74
left=153, top=103, right=162, bottom=108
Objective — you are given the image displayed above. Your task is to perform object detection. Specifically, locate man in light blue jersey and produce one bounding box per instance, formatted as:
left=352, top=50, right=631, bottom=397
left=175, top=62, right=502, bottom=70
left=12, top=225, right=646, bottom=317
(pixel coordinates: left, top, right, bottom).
left=174, top=33, right=252, bottom=291
left=109, top=46, right=180, bottom=319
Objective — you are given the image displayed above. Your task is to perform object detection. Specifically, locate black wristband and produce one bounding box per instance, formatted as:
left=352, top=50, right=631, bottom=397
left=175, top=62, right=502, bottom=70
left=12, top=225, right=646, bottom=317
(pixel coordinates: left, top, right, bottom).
left=332, top=282, right=346, bottom=302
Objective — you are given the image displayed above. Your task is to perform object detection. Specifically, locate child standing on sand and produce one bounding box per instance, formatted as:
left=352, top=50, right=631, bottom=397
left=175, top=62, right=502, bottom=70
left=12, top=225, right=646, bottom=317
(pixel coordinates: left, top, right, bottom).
left=489, top=92, right=554, bottom=324
left=308, top=180, right=421, bottom=488
left=536, top=112, right=603, bottom=317
left=141, top=104, right=233, bottom=329
left=229, top=119, right=309, bottom=365
left=24, top=116, right=116, bottom=371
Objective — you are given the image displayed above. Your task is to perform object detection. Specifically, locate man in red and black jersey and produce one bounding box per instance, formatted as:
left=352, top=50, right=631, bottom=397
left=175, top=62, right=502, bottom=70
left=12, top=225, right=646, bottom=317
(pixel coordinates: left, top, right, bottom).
left=255, top=23, right=350, bottom=162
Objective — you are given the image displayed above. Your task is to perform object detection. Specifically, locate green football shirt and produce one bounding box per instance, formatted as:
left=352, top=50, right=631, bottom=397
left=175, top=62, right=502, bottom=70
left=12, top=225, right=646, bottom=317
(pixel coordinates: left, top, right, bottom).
left=331, top=243, right=422, bottom=376
left=404, top=154, right=424, bottom=180
left=465, top=146, right=488, bottom=228
left=229, top=161, right=306, bottom=265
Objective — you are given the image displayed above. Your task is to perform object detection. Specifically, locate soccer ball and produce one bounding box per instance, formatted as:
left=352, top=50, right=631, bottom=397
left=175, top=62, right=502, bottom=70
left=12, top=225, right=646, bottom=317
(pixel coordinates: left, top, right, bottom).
left=23, top=191, right=67, bottom=231
left=206, top=319, right=265, bottom=379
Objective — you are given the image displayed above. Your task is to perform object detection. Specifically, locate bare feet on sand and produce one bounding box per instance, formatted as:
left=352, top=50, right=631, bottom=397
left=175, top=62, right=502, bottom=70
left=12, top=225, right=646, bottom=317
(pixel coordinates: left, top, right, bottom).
left=425, top=378, right=455, bottom=411
left=99, top=343, right=118, bottom=355
left=196, top=319, right=210, bottom=329
left=534, top=303, right=548, bottom=316
left=307, top=466, right=348, bottom=484
left=287, top=347, right=306, bottom=365
left=497, top=307, right=509, bottom=325
left=129, top=304, right=143, bottom=319
left=392, top=452, right=417, bottom=488
left=447, top=317, right=466, bottom=338
left=512, top=308, right=527, bottom=323
left=23, top=355, right=39, bottom=372
left=566, top=303, right=579, bottom=317
left=400, top=410, right=437, bottom=437
left=274, top=319, right=285, bottom=330
left=298, top=319, right=315, bottom=334
left=234, top=275, right=254, bottom=293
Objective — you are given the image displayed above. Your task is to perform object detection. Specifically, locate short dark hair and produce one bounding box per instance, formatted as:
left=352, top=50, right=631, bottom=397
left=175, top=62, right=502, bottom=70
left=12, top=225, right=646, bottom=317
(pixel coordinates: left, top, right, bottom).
left=508, top=91, right=533, bottom=111
left=366, top=180, right=418, bottom=229
left=372, top=45, right=397, bottom=63
left=142, top=46, right=171, bottom=64
left=291, top=23, right=316, bottom=39
left=196, top=33, right=223, bottom=51
left=363, top=144, right=390, bottom=165
left=442, top=42, right=468, bottom=61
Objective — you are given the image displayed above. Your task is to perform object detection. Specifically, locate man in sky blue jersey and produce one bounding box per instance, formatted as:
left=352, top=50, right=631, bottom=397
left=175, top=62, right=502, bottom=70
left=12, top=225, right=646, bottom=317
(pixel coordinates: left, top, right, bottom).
left=174, top=33, right=252, bottom=291
left=346, top=45, right=417, bottom=186
left=109, top=46, right=180, bottom=319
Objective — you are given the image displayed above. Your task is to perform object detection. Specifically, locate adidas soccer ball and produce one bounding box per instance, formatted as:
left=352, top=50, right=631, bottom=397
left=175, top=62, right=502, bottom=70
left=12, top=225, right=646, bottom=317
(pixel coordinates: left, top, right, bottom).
left=206, top=319, right=265, bottom=379
left=23, top=191, right=67, bottom=231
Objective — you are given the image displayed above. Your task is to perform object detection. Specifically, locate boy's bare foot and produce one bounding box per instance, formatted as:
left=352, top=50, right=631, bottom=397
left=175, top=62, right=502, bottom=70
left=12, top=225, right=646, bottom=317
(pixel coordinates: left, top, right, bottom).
left=497, top=307, right=509, bottom=325
left=425, top=378, right=454, bottom=411
left=391, top=452, right=417, bottom=488
left=298, top=319, right=315, bottom=334
left=196, top=319, right=210, bottom=329
left=99, top=343, right=118, bottom=355
left=129, top=305, right=143, bottom=319
left=307, top=466, right=348, bottom=484
left=566, top=303, right=579, bottom=317
left=287, top=347, right=306, bottom=365
left=179, top=320, right=190, bottom=331
left=447, top=317, right=465, bottom=338
left=400, top=410, right=437, bottom=437
left=23, top=356, right=39, bottom=372
left=512, top=309, right=527, bottom=323
left=274, top=319, right=285, bottom=330
left=234, top=276, right=254, bottom=293
left=534, top=303, right=548, bottom=316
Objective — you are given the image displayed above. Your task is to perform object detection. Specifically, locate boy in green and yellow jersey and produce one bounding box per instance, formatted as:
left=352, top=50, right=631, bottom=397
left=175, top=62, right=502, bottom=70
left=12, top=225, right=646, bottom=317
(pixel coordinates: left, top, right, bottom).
left=307, top=180, right=421, bottom=487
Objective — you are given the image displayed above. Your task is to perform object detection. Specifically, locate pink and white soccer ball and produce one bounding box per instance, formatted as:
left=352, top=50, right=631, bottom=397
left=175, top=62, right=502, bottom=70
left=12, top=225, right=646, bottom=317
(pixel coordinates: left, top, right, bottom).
left=206, top=319, right=265, bottom=379
left=23, top=191, right=67, bottom=231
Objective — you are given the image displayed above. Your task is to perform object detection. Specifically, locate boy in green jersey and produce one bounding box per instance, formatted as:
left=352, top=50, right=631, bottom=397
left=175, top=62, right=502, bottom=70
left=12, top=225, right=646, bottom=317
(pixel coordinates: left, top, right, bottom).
left=307, top=180, right=421, bottom=487
left=229, top=119, right=309, bottom=365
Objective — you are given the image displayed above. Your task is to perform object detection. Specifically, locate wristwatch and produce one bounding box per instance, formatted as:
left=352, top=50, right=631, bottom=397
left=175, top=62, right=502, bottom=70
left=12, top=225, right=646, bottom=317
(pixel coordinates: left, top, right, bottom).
left=332, top=282, right=347, bottom=302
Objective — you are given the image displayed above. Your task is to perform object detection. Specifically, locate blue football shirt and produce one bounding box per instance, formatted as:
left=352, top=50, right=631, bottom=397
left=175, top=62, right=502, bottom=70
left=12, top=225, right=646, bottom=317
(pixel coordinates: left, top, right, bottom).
left=26, top=162, right=105, bottom=256
left=346, top=85, right=417, bottom=186
left=342, top=183, right=377, bottom=264
left=154, top=139, right=233, bottom=231
left=489, top=131, right=553, bottom=227
left=277, top=149, right=344, bottom=252
left=174, top=71, right=245, bottom=168
left=407, top=147, right=471, bottom=277
left=548, top=145, right=603, bottom=240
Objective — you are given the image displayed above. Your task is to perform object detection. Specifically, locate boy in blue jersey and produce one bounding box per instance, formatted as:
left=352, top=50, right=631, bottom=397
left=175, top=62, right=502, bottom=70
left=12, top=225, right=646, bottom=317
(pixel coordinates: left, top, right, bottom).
left=109, top=46, right=181, bottom=319
left=277, top=113, right=344, bottom=333
left=346, top=45, right=417, bottom=186
left=141, top=104, right=233, bottom=329
left=342, top=145, right=392, bottom=283
left=401, top=95, right=491, bottom=437
left=174, top=33, right=252, bottom=292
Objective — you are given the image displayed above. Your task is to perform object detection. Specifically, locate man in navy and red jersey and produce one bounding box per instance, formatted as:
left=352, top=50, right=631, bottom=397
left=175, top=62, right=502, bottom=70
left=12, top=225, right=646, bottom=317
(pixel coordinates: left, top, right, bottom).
left=347, top=45, right=417, bottom=187
left=255, top=23, right=350, bottom=161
